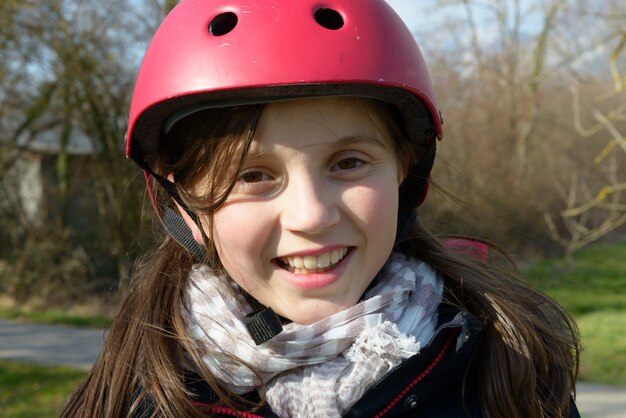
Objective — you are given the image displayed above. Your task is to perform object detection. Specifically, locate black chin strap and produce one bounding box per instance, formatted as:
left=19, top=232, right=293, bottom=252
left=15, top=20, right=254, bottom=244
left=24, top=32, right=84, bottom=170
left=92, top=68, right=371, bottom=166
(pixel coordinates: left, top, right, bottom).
left=162, top=206, right=207, bottom=260
left=243, top=308, right=284, bottom=345
left=133, top=154, right=208, bottom=260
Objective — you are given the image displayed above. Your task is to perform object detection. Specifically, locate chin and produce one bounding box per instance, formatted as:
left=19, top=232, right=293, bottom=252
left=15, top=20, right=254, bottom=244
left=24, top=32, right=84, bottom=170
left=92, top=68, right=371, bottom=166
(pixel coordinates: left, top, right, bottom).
left=283, top=299, right=356, bottom=325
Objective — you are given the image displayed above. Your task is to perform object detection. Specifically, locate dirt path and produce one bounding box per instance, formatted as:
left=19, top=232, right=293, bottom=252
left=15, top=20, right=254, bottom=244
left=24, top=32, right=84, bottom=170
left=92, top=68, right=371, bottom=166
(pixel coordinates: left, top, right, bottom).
left=0, top=318, right=105, bottom=371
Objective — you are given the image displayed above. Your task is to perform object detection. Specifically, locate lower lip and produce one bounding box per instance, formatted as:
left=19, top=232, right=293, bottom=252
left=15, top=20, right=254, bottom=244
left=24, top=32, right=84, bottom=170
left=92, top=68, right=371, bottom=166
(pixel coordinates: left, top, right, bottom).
left=275, top=250, right=352, bottom=290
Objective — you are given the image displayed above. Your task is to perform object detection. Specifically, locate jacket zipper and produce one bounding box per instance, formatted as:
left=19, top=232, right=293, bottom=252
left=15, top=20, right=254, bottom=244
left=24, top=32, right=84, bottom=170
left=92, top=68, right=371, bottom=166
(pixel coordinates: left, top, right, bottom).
left=373, top=329, right=459, bottom=418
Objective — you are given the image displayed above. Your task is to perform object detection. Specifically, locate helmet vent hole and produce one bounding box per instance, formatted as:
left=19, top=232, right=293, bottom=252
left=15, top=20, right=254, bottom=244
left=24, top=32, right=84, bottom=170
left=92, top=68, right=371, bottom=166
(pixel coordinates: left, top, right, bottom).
left=314, top=8, right=344, bottom=30
left=209, top=12, right=238, bottom=36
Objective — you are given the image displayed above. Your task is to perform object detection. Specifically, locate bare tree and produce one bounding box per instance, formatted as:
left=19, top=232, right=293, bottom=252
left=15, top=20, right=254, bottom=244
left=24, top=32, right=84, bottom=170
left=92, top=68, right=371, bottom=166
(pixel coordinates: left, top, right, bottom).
left=545, top=31, right=626, bottom=265
left=1, top=0, right=160, bottom=301
left=405, top=0, right=626, bottom=257
left=0, top=1, right=58, bottom=178
left=421, top=0, right=567, bottom=181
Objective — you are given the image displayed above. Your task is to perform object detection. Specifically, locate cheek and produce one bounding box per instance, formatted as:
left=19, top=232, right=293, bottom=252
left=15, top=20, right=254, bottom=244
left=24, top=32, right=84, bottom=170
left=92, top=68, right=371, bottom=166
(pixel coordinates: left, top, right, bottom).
left=211, top=205, right=272, bottom=277
left=345, top=179, right=399, bottom=235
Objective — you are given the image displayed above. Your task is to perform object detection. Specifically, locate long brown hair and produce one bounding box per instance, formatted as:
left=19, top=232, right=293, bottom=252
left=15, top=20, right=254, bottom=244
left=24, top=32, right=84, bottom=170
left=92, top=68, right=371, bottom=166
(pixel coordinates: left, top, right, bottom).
left=62, top=98, right=579, bottom=418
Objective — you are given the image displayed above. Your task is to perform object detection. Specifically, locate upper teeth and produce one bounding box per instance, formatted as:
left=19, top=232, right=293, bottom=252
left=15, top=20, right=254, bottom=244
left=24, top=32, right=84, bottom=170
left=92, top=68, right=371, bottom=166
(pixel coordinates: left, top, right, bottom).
left=282, top=247, right=348, bottom=269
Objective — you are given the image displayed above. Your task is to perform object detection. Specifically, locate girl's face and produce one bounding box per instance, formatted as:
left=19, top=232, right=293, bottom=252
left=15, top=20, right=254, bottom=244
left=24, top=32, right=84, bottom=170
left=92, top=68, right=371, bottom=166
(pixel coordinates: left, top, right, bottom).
left=203, top=97, right=404, bottom=324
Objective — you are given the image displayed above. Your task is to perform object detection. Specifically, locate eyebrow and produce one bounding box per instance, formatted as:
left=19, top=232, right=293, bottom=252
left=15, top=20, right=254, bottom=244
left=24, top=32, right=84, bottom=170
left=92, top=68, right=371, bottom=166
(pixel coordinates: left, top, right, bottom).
left=241, top=133, right=389, bottom=159
left=330, top=134, right=389, bottom=150
left=243, top=134, right=390, bottom=159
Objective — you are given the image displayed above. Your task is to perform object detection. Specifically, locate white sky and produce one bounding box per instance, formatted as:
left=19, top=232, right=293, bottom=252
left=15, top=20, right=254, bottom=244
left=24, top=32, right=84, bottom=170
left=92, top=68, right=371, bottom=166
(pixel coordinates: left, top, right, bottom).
left=383, top=0, right=615, bottom=76
left=384, top=0, right=551, bottom=47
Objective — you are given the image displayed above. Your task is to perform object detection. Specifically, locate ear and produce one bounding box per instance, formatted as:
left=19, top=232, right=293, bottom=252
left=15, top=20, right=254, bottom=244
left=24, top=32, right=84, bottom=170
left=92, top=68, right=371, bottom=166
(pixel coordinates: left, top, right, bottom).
left=399, top=156, right=411, bottom=183
left=168, top=174, right=205, bottom=247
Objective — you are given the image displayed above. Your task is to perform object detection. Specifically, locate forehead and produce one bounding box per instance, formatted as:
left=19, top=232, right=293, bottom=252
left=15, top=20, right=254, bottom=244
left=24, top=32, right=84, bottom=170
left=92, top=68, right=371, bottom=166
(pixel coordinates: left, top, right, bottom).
left=253, top=97, right=392, bottom=148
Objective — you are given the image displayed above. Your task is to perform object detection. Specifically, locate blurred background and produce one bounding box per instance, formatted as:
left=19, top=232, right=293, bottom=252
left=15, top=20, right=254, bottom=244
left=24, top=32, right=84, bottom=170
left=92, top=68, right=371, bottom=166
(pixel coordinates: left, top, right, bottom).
left=0, top=0, right=624, bottom=416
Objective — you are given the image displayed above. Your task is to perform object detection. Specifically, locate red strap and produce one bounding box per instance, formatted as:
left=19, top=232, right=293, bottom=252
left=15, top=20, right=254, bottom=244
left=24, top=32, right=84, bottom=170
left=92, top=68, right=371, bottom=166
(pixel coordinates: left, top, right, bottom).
left=444, top=238, right=489, bottom=261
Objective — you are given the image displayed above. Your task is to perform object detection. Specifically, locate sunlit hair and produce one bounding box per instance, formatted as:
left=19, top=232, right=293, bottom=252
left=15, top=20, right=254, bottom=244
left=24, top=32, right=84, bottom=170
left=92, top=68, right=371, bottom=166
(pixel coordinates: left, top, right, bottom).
left=156, top=103, right=265, bottom=269
left=61, top=97, right=579, bottom=418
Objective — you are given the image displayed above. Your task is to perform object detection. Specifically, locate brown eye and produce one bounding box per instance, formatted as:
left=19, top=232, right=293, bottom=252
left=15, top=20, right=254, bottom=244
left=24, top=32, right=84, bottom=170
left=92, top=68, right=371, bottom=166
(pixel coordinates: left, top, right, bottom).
left=332, top=158, right=363, bottom=171
left=230, top=169, right=276, bottom=197
left=241, top=171, right=265, bottom=183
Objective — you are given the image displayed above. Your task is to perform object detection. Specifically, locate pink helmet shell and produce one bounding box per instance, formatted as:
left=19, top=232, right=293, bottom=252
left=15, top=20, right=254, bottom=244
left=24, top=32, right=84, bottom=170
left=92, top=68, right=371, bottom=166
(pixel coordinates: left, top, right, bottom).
left=126, top=0, right=442, bottom=168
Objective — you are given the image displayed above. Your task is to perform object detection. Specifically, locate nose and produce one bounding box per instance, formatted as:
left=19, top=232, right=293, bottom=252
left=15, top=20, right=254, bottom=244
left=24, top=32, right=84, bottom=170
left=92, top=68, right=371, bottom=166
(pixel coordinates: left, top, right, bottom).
left=280, top=173, right=340, bottom=235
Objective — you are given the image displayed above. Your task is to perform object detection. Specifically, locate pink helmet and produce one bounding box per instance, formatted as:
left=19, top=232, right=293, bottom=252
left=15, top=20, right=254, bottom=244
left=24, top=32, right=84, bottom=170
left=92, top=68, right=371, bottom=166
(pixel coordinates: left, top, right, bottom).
left=126, top=0, right=442, bottom=244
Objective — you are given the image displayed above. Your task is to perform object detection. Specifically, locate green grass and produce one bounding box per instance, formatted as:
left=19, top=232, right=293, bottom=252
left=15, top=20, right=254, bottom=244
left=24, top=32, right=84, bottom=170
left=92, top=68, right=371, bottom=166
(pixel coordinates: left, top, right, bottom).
left=0, top=308, right=110, bottom=329
left=524, top=240, right=626, bottom=385
left=0, top=360, right=87, bottom=418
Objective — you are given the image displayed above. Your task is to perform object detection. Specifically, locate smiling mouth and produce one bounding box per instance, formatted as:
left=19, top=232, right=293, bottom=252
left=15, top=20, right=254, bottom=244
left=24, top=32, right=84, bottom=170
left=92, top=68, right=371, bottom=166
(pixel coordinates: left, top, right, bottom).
left=276, top=247, right=349, bottom=274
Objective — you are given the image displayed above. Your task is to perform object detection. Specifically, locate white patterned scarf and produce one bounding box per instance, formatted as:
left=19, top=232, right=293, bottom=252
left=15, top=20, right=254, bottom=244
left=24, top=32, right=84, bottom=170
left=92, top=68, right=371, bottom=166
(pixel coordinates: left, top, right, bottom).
left=183, top=253, right=443, bottom=417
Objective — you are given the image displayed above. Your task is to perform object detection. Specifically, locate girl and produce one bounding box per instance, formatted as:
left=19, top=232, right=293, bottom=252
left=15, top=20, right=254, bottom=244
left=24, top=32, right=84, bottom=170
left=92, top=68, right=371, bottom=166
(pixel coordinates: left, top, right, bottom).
left=62, top=1, right=580, bottom=417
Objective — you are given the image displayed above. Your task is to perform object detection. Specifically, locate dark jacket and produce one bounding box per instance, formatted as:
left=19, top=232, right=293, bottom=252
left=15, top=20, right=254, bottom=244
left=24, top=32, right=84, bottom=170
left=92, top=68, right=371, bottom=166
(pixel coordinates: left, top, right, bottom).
left=137, top=309, right=581, bottom=418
